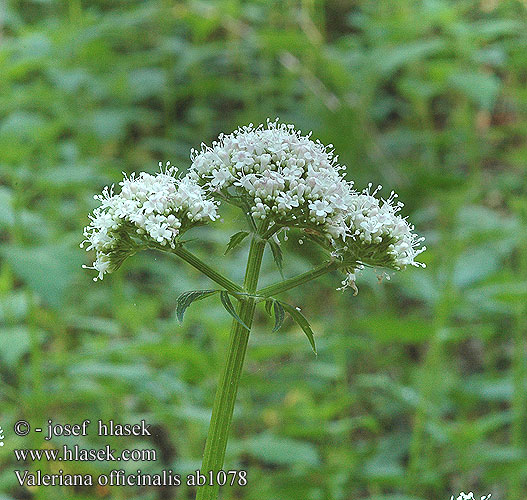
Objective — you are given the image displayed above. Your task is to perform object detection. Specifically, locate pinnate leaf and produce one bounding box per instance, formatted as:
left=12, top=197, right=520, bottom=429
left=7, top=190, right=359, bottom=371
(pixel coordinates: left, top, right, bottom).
left=268, top=239, right=284, bottom=277
left=265, top=298, right=273, bottom=316
left=272, top=300, right=285, bottom=332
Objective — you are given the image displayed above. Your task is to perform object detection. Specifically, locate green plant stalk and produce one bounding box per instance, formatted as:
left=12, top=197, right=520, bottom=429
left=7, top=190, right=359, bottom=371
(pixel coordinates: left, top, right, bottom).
left=257, top=259, right=339, bottom=297
left=195, top=236, right=266, bottom=500
left=172, top=246, right=243, bottom=294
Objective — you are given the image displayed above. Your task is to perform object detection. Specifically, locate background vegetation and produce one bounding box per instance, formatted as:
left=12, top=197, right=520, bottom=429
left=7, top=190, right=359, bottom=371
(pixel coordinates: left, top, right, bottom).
left=1, top=1, right=526, bottom=499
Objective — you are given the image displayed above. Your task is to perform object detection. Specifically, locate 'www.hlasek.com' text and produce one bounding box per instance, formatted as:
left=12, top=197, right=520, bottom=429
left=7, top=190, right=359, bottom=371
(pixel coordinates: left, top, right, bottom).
left=14, top=445, right=156, bottom=462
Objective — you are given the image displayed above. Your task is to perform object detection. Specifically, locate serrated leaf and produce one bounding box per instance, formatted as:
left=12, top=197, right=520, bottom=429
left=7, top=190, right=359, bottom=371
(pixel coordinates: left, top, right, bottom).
left=220, top=291, right=250, bottom=330
left=268, top=240, right=284, bottom=278
left=272, top=301, right=285, bottom=332
left=281, top=302, right=317, bottom=355
left=224, top=231, right=250, bottom=255
left=176, top=289, right=218, bottom=322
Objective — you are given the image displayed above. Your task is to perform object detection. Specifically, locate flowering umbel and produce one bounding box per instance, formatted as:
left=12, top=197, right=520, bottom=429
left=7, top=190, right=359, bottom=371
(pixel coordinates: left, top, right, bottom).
left=82, top=120, right=425, bottom=285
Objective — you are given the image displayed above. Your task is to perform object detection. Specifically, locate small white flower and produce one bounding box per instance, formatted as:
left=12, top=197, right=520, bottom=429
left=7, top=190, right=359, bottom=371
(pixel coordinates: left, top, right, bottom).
left=276, top=192, right=299, bottom=211
left=209, top=168, right=234, bottom=189
left=309, top=199, right=333, bottom=218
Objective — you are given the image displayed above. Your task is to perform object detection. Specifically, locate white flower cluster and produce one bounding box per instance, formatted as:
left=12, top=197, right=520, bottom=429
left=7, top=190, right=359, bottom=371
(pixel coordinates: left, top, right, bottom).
left=189, top=120, right=425, bottom=284
left=451, top=492, right=491, bottom=500
left=81, top=164, right=218, bottom=280
left=82, top=121, right=426, bottom=287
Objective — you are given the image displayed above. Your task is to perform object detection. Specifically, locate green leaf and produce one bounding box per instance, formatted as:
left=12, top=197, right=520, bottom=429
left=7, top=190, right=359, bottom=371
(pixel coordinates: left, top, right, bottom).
left=355, top=314, right=433, bottom=344
left=241, top=431, right=320, bottom=466
left=372, top=39, right=445, bottom=77
left=220, top=291, right=250, bottom=330
left=176, top=289, right=218, bottom=322
left=0, top=326, right=31, bottom=367
left=268, top=240, right=284, bottom=277
left=449, top=71, right=501, bottom=110
left=281, top=302, right=317, bottom=355
left=0, top=186, right=15, bottom=228
left=272, top=300, right=285, bottom=332
left=224, top=231, right=250, bottom=255
left=263, top=298, right=285, bottom=331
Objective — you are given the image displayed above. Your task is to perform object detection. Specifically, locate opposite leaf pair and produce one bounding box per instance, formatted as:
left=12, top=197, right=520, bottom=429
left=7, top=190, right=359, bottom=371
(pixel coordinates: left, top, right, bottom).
left=176, top=289, right=317, bottom=354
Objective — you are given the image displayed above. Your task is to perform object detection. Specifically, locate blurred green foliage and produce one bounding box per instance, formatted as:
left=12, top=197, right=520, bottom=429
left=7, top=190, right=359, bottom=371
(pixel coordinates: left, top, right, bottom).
left=1, top=1, right=527, bottom=499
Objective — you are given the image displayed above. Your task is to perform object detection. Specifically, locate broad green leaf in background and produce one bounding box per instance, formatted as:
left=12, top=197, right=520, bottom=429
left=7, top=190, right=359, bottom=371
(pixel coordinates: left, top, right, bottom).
left=0, top=187, right=15, bottom=228
left=355, top=314, right=434, bottom=343
left=449, top=71, right=502, bottom=110
left=0, top=241, right=83, bottom=308
left=0, top=326, right=31, bottom=367
left=371, top=39, right=445, bottom=77
left=241, top=432, right=320, bottom=466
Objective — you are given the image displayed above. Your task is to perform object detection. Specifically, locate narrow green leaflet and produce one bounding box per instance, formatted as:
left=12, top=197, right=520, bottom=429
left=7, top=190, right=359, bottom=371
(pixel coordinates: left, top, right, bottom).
left=220, top=291, right=250, bottom=330
left=265, top=298, right=273, bottom=316
left=224, top=231, right=250, bottom=255
left=268, top=240, right=284, bottom=278
left=272, top=300, right=285, bottom=332
left=263, top=298, right=284, bottom=331
left=176, top=289, right=219, bottom=322
left=281, top=302, right=317, bottom=355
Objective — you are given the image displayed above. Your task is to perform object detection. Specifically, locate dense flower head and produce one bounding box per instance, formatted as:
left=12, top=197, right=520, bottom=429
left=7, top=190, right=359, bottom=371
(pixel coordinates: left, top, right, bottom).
left=189, top=119, right=352, bottom=232
left=81, top=164, right=218, bottom=280
left=189, top=119, right=426, bottom=286
left=336, top=184, right=426, bottom=270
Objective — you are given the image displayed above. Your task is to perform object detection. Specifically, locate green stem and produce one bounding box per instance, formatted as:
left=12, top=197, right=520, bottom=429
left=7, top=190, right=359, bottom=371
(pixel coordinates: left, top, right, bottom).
left=196, top=236, right=266, bottom=500
left=261, top=223, right=280, bottom=239
left=172, top=246, right=243, bottom=294
left=257, top=259, right=339, bottom=298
